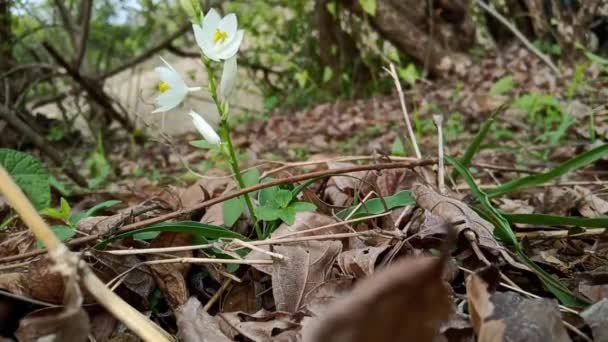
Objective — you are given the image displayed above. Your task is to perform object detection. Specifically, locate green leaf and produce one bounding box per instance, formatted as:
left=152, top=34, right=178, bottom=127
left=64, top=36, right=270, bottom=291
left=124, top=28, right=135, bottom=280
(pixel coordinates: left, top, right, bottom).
left=487, top=144, right=608, bottom=198
left=289, top=201, right=317, bottom=213
left=190, top=140, right=217, bottom=150
left=398, top=64, right=419, bottom=86
left=489, top=76, right=515, bottom=96
left=242, top=168, right=260, bottom=187
left=391, top=137, right=406, bottom=156
left=255, top=206, right=282, bottom=221
left=223, top=196, right=246, bottom=227
left=503, top=213, right=608, bottom=228
left=291, top=178, right=320, bottom=198
left=275, top=189, right=293, bottom=208
left=259, top=181, right=279, bottom=206
left=451, top=115, right=495, bottom=179
left=38, top=225, right=75, bottom=248
left=0, top=148, right=50, bottom=210
left=40, top=207, right=68, bottom=221
left=278, top=208, right=297, bottom=225
left=336, top=190, right=416, bottom=219
left=50, top=176, right=72, bottom=196
left=69, top=199, right=121, bottom=226
left=322, top=66, right=333, bottom=83
left=96, top=221, right=246, bottom=248
left=359, top=0, right=376, bottom=16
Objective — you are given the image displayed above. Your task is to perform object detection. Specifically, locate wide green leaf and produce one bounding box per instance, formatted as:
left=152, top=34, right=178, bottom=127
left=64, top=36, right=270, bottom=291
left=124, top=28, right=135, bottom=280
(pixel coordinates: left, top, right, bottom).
left=487, top=144, right=608, bottom=198
left=96, top=221, right=246, bottom=248
left=69, top=199, right=121, bottom=226
left=336, top=190, right=416, bottom=220
left=0, top=148, right=50, bottom=210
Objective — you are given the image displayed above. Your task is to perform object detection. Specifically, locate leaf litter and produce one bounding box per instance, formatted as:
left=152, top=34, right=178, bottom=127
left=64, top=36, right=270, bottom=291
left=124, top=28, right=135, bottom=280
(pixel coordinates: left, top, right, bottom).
left=3, top=44, right=608, bottom=341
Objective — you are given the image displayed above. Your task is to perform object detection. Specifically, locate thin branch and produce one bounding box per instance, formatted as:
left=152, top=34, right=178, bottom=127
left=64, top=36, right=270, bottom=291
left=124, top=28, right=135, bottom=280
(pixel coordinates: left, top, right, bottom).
left=384, top=63, right=421, bottom=159
left=433, top=114, right=445, bottom=194
left=0, top=159, right=435, bottom=263
left=74, top=0, right=93, bottom=70
left=475, top=0, right=561, bottom=76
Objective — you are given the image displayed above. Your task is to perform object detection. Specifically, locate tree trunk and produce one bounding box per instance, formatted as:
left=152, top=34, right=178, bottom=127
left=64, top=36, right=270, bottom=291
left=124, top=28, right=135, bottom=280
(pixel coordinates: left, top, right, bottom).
left=341, top=0, right=476, bottom=75
left=315, top=0, right=371, bottom=94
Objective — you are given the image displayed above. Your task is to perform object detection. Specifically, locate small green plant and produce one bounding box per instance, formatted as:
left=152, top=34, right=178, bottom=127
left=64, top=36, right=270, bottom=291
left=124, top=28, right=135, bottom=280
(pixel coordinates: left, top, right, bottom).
left=255, top=188, right=316, bottom=226
left=489, top=75, right=515, bottom=96
left=39, top=198, right=121, bottom=247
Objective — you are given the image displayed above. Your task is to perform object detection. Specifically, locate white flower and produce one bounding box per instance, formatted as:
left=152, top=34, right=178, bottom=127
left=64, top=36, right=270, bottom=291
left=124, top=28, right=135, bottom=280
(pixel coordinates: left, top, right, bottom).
left=153, top=57, right=201, bottom=113
left=219, top=55, right=237, bottom=100
left=193, top=8, right=244, bottom=61
left=189, top=110, right=221, bottom=145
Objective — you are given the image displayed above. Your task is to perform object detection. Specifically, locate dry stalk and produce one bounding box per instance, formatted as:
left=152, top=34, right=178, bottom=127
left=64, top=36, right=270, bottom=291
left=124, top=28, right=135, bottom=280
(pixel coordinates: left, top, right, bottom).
left=0, top=165, right=173, bottom=342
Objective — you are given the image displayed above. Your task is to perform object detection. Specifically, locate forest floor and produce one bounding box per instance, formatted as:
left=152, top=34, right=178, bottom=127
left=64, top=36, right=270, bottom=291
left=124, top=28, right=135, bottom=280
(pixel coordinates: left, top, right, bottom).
left=1, top=43, right=608, bottom=341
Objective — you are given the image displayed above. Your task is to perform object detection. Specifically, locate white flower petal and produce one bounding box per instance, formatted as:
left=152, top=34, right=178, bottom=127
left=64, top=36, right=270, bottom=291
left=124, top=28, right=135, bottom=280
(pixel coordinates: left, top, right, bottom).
left=203, top=8, right=221, bottom=30
left=218, top=13, right=237, bottom=39
left=220, top=55, right=237, bottom=100
left=193, top=24, right=213, bottom=55
left=153, top=91, right=185, bottom=113
left=216, top=30, right=244, bottom=60
left=190, top=111, right=221, bottom=145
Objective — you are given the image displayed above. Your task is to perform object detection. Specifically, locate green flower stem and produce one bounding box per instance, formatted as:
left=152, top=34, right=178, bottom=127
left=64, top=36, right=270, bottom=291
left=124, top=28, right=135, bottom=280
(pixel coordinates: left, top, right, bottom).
left=202, top=57, right=262, bottom=239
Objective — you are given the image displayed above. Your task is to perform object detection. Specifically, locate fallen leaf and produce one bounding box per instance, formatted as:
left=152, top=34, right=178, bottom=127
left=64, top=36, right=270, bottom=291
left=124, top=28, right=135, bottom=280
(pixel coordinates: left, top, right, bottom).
left=0, top=272, right=27, bottom=295
left=337, top=245, right=389, bottom=277
left=574, top=186, right=608, bottom=218
left=219, top=309, right=306, bottom=341
left=466, top=266, right=571, bottom=342
left=94, top=253, right=155, bottom=305
left=325, top=162, right=378, bottom=206
left=176, top=296, right=231, bottom=342
left=147, top=231, right=193, bottom=309
left=222, top=280, right=258, bottom=313
left=412, top=183, right=515, bottom=264
left=16, top=270, right=89, bottom=341
left=303, top=255, right=451, bottom=342
left=246, top=212, right=348, bottom=275
left=272, top=241, right=341, bottom=313
left=302, top=277, right=353, bottom=316
left=580, top=298, right=608, bottom=342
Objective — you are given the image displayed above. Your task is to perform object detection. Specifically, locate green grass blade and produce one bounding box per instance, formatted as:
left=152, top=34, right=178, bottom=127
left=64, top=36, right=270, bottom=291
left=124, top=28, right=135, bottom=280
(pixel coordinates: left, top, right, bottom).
left=487, top=144, right=608, bottom=198
left=446, top=155, right=588, bottom=307
left=96, top=221, right=247, bottom=248
left=504, top=213, right=608, bottom=228
left=336, top=190, right=415, bottom=220
left=451, top=115, right=495, bottom=180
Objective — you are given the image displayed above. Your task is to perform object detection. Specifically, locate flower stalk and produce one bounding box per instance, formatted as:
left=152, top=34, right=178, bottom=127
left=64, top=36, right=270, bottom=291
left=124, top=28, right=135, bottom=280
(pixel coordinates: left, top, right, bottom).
left=202, top=57, right=261, bottom=238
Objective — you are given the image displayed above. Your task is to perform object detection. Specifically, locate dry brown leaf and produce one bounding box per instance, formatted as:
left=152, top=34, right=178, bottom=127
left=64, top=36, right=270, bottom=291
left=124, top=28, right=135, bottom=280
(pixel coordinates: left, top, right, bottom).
left=94, top=253, right=155, bottom=304
left=176, top=297, right=231, bottom=342
left=0, top=272, right=27, bottom=296
left=574, top=186, right=608, bottom=218
left=0, top=231, right=35, bottom=258
left=325, top=162, right=377, bottom=206
left=147, top=231, right=193, bottom=309
left=272, top=241, right=341, bottom=313
left=466, top=267, right=570, bottom=342
left=222, top=281, right=258, bottom=313
left=412, top=183, right=516, bottom=264
left=302, top=278, right=353, bottom=316
left=16, top=273, right=89, bottom=341
left=219, top=309, right=305, bottom=341
left=337, top=245, right=389, bottom=277
left=581, top=298, right=608, bottom=342
left=246, top=212, right=348, bottom=275
left=303, top=255, right=451, bottom=342
left=89, top=310, right=118, bottom=342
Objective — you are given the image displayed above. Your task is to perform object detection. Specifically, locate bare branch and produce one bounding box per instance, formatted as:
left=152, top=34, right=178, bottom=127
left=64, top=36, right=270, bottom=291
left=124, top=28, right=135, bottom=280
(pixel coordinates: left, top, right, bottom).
left=74, top=0, right=93, bottom=70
